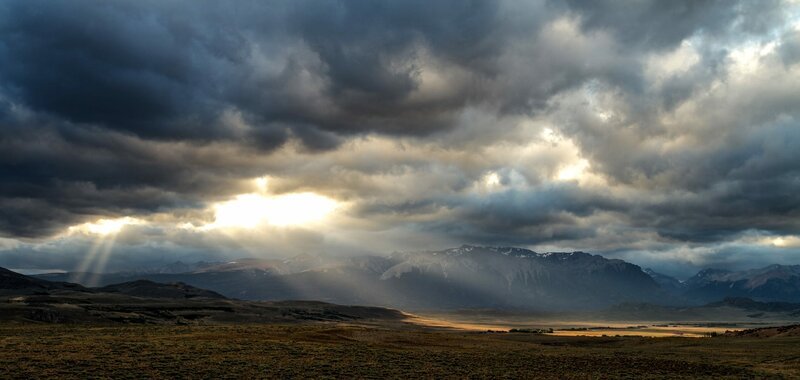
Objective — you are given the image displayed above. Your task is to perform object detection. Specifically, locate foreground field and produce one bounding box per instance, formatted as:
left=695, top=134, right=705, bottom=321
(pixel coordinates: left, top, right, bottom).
left=2, top=323, right=800, bottom=379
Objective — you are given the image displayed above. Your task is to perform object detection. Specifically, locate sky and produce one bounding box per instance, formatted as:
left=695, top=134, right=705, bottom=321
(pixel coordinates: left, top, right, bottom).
left=1, top=0, right=800, bottom=278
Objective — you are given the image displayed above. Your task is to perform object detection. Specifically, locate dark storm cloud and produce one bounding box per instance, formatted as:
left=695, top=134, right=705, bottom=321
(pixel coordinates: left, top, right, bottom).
left=0, top=0, right=798, bottom=280
left=0, top=1, right=238, bottom=139
left=562, top=0, right=786, bottom=50
left=0, top=105, right=260, bottom=236
left=647, top=176, right=800, bottom=243
left=0, top=0, right=511, bottom=144
left=0, top=0, right=529, bottom=237
left=544, top=42, right=800, bottom=245
left=442, top=185, right=616, bottom=243
left=780, top=29, right=800, bottom=66
left=284, top=0, right=502, bottom=124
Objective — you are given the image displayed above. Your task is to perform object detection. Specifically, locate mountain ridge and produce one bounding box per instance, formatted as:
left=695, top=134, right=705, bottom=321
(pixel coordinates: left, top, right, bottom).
left=34, top=245, right=671, bottom=310
left=0, top=267, right=407, bottom=325
left=29, top=247, right=800, bottom=310
left=682, top=264, right=800, bottom=303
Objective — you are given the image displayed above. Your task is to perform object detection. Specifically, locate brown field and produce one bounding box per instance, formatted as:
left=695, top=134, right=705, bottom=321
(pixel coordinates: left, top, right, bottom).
left=547, top=325, right=730, bottom=338
left=2, top=323, right=800, bottom=379
left=404, top=312, right=774, bottom=337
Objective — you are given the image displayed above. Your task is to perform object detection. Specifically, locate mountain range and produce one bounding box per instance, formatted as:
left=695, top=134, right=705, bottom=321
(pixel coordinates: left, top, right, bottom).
left=648, top=265, right=800, bottom=303
left=30, top=246, right=800, bottom=310
left=5, top=264, right=800, bottom=325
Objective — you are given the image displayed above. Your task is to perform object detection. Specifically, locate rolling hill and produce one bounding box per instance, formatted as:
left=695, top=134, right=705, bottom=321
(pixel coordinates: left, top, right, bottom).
left=0, top=267, right=406, bottom=325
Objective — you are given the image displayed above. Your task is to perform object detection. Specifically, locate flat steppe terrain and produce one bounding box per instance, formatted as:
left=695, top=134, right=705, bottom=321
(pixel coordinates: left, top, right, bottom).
left=2, top=323, right=800, bottom=379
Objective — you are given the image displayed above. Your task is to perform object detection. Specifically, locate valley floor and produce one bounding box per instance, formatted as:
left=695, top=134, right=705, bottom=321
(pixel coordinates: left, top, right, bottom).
left=2, top=323, right=800, bottom=379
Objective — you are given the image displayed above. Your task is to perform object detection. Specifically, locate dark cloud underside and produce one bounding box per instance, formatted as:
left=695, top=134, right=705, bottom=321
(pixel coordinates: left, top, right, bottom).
left=0, top=0, right=799, bottom=274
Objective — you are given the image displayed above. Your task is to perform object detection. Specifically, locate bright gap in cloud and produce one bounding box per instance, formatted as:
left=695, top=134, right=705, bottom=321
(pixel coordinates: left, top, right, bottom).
left=68, top=217, right=142, bottom=236
left=728, top=41, right=777, bottom=75
left=208, top=192, right=338, bottom=229
left=557, top=159, right=589, bottom=181
left=484, top=172, right=501, bottom=188
left=764, top=235, right=800, bottom=248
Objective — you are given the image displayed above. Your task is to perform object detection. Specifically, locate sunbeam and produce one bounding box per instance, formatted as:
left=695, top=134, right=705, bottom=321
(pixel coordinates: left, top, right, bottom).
left=67, top=217, right=137, bottom=285
left=71, top=235, right=109, bottom=285
left=86, top=234, right=119, bottom=287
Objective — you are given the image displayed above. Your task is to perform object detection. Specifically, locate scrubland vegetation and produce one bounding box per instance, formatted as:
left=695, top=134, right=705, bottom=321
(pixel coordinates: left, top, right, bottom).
left=2, top=323, right=800, bottom=379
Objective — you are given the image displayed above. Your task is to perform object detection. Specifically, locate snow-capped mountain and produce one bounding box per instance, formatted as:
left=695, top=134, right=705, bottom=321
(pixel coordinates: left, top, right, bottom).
left=36, top=245, right=669, bottom=310
left=39, top=247, right=800, bottom=309
left=643, top=268, right=686, bottom=296
left=682, top=265, right=800, bottom=303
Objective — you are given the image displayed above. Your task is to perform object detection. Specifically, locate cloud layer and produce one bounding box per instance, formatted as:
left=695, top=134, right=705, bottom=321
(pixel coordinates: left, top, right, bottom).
left=1, top=0, right=799, bottom=276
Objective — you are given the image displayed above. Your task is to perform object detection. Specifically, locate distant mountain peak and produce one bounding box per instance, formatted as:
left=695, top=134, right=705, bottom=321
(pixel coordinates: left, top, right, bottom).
left=442, top=245, right=535, bottom=257
left=643, top=268, right=687, bottom=296
left=684, top=264, right=800, bottom=303
left=434, top=245, right=593, bottom=261
left=696, top=268, right=731, bottom=276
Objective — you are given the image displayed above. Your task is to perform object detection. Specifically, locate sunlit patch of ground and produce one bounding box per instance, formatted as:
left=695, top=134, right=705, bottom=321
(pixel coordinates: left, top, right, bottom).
left=404, top=313, right=772, bottom=337
left=403, top=313, right=514, bottom=331
left=548, top=325, right=732, bottom=338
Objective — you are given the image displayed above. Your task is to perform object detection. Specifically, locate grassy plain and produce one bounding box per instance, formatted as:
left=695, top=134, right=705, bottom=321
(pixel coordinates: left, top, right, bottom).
left=2, top=323, right=800, bottom=379
left=406, top=312, right=780, bottom=337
